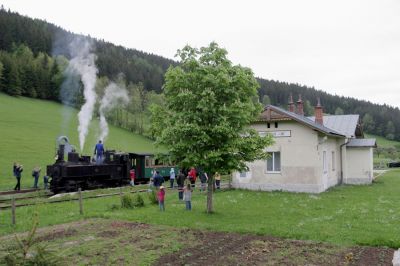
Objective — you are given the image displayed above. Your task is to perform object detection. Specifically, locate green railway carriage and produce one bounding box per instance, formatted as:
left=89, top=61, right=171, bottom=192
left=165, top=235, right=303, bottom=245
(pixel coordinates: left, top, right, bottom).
left=129, top=153, right=178, bottom=183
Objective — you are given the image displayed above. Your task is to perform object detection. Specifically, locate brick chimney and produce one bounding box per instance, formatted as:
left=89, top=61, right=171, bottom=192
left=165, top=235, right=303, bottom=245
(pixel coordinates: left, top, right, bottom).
left=296, top=94, right=304, bottom=116
left=314, top=97, right=323, bottom=125
left=288, top=93, right=295, bottom=112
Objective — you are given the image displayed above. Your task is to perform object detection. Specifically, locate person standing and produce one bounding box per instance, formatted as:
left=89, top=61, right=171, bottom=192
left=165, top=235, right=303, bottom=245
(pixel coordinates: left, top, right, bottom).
left=215, top=172, right=221, bottom=189
left=169, top=168, right=176, bottom=188
left=13, top=162, right=17, bottom=178
left=177, top=170, right=185, bottom=200
left=153, top=171, right=164, bottom=189
left=43, top=174, right=49, bottom=190
left=183, top=184, right=192, bottom=210
left=14, top=164, right=23, bottom=191
left=32, top=166, right=41, bottom=189
left=94, top=140, right=105, bottom=164
left=199, top=171, right=208, bottom=192
left=157, top=186, right=166, bottom=211
left=130, top=169, right=136, bottom=186
left=188, top=167, right=197, bottom=188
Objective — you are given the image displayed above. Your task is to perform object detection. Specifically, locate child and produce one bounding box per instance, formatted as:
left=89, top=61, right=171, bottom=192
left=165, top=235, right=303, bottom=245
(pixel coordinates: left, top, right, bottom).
left=157, top=186, right=166, bottom=211
left=183, top=184, right=192, bottom=210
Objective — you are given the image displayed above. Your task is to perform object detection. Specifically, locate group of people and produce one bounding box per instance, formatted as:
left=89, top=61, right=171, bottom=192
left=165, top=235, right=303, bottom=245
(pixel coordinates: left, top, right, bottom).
left=12, top=162, right=49, bottom=191
left=152, top=167, right=223, bottom=212
left=156, top=183, right=193, bottom=211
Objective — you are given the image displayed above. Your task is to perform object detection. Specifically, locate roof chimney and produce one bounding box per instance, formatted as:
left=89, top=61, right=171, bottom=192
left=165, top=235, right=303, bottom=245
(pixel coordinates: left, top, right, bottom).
left=296, top=94, right=304, bottom=116
left=288, top=93, right=295, bottom=112
left=314, top=97, right=323, bottom=125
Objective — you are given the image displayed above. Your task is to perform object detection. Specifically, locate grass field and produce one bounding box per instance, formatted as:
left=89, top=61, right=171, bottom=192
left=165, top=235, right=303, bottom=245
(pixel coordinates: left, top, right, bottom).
left=365, top=133, right=400, bottom=149
left=0, top=93, right=158, bottom=190
left=0, top=169, right=399, bottom=249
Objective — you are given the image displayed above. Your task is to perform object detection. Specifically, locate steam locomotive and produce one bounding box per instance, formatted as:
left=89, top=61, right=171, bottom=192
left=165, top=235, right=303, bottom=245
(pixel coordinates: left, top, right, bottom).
left=46, top=136, right=178, bottom=194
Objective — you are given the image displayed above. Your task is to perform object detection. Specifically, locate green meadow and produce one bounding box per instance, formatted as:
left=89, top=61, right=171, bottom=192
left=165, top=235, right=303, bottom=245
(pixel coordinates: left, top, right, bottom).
left=0, top=93, right=157, bottom=190
left=0, top=170, right=399, bottom=248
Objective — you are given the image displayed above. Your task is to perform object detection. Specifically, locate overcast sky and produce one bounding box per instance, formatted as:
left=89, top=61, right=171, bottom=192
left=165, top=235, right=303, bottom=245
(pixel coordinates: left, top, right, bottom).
left=2, top=0, right=400, bottom=108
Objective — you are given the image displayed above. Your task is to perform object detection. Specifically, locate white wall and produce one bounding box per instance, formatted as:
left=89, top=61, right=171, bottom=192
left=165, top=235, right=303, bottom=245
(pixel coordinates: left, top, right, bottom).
left=345, top=147, right=373, bottom=184
left=233, top=121, right=343, bottom=193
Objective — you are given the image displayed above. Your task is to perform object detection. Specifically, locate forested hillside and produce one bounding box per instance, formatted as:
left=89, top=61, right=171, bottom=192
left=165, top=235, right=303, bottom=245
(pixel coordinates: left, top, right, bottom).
left=0, top=7, right=399, bottom=140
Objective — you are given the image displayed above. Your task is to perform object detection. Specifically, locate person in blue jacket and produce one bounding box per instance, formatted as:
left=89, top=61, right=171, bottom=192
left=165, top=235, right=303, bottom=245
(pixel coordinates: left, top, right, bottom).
left=94, top=140, right=105, bottom=164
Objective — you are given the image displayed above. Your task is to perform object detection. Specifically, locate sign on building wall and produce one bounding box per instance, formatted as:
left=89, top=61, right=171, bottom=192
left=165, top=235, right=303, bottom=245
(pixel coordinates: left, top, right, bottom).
left=259, top=130, right=291, bottom=138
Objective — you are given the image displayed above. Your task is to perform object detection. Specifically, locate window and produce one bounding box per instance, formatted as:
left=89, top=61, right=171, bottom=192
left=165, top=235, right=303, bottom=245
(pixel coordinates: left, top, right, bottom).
left=266, top=152, right=281, bottom=173
left=274, top=122, right=278, bottom=128
left=323, top=151, right=327, bottom=173
left=239, top=172, right=247, bottom=178
left=267, top=123, right=271, bottom=128
left=331, top=151, right=335, bottom=171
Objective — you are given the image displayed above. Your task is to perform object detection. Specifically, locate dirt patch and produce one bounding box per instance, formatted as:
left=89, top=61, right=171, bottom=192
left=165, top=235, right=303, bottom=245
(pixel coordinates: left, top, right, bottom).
left=35, top=227, right=78, bottom=242
left=0, top=219, right=395, bottom=265
left=110, top=220, right=151, bottom=229
left=156, top=230, right=395, bottom=266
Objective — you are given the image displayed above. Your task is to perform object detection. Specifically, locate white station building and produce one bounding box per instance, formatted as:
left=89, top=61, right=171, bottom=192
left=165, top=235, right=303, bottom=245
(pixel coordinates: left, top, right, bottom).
left=232, top=96, right=377, bottom=193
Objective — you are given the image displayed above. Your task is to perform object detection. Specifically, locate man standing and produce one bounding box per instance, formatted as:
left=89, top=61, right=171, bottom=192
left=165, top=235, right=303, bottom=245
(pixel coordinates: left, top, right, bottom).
left=176, top=170, right=185, bottom=200
left=14, top=164, right=23, bottom=191
left=94, top=140, right=105, bottom=164
left=32, top=166, right=41, bottom=189
left=153, top=171, right=164, bottom=189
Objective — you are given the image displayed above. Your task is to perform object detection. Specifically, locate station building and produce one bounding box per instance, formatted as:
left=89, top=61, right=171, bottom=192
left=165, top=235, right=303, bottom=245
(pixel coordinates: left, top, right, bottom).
left=232, top=95, right=377, bottom=193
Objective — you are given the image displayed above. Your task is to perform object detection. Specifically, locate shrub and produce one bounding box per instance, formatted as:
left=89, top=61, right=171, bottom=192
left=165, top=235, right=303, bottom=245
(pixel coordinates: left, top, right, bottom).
left=2, top=212, right=62, bottom=265
left=133, top=194, right=145, bottom=207
left=121, top=194, right=135, bottom=209
left=148, top=189, right=158, bottom=205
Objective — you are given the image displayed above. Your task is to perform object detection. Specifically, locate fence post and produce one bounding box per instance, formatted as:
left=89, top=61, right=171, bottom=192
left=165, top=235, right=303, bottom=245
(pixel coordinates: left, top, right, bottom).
left=78, top=188, right=83, bottom=215
left=11, top=197, right=16, bottom=225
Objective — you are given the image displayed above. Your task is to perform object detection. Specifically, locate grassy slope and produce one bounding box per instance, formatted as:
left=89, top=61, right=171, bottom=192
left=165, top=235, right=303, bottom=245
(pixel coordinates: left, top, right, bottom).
left=0, top=170, right=399, bottom=248
left=365, top=133, right=400, bottom=148
left=0, top=93, right=158, bottom=190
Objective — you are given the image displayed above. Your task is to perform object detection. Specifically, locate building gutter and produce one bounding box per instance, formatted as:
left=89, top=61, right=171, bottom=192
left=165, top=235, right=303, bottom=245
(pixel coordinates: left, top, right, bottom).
left=339, top=139, right=350, bottom=184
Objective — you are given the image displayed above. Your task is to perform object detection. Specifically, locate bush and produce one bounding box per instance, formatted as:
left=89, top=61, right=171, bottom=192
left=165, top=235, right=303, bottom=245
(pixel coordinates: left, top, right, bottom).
left=148, top=189, right=158, bottom=205
left=121, top=194, right=135, bottom=209
left=133, top=194, right=145, bottom=207
left=2, top=212, right=62, bottom=266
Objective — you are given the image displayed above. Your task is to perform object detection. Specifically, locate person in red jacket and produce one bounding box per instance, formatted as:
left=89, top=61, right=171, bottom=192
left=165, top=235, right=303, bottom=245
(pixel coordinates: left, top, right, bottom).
left=157, top=186, right=166, bottom=211
left=188, top=167, right=197, bottom=188
left=130, top=169, right=135, bottom=186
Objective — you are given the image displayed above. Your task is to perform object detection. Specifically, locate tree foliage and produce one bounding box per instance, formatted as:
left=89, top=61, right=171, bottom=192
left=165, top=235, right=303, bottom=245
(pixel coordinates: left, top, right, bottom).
left=151, top=43, right=273, bottom=212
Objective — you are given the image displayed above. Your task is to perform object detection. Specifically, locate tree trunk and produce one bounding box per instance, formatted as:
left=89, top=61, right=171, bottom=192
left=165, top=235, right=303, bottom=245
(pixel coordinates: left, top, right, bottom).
left=206, top=174, right=214, bottom=213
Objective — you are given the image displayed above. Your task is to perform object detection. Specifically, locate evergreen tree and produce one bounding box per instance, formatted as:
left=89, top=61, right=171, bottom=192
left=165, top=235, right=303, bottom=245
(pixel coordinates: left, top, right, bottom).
left=334, top=107, right=344, bottom=115
left=262, top=95, right=271, bottom=106
left=385, top=121, right=395, bottom=140
left=0, top=61, right=3, bottom=89
left=362, top=113, right=375, bottom=133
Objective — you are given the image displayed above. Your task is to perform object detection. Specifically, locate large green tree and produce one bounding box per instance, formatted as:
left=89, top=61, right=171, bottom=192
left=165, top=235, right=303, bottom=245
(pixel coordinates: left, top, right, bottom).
left=151, top=42, right=273, bottom=213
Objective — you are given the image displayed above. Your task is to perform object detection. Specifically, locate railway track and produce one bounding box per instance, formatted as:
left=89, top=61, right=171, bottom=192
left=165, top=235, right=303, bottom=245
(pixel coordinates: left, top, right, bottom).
left=0, top=188, right=39, bottom=196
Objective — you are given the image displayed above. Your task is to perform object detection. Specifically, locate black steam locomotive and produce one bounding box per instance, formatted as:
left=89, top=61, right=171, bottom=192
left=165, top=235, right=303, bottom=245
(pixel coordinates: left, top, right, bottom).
left=47, top=136, right=130, bottom=193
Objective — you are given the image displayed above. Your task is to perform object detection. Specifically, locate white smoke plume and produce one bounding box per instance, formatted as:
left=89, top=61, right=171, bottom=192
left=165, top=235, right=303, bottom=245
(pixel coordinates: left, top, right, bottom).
left=67, top=38, right=98, bottom=151
left=99, top=82, right=129, bottom=142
